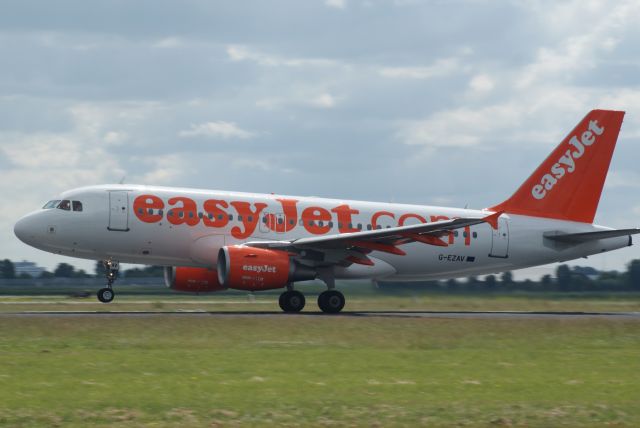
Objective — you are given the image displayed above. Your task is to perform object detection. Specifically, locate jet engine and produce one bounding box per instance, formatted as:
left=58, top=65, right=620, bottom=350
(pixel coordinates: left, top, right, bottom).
left=164, top=266, right=226, bottom=293
left=217, top=246, right=316, bottom=291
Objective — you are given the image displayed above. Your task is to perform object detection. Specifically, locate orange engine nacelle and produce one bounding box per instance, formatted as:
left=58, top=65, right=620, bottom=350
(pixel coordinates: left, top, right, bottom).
left=217, top=246, right=316, bottom=291
left=164, top=266, right=226, bottom=293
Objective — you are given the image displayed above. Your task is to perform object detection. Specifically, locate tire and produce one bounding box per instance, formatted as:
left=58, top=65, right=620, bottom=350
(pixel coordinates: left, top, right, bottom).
left=97, top=287, right=114, bottom=303
left=318, top=290, right=345, bottom=313
left=280, top=290, right=305, bottom=313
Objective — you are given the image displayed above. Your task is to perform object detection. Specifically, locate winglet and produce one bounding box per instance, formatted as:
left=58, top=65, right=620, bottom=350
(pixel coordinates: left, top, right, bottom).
left=483, top=211, right=503, bottom=230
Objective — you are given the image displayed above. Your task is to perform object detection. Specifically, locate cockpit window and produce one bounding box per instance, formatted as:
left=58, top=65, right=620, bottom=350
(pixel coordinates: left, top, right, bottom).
left=42, top=200, right=61, bottom=209
left=57, top=200, right=71, bottom=211
left=72, top=201, right=83, bottom=212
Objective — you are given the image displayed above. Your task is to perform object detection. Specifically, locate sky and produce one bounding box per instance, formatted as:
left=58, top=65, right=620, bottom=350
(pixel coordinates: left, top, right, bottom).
left=1, top=0, right=640, bottom=278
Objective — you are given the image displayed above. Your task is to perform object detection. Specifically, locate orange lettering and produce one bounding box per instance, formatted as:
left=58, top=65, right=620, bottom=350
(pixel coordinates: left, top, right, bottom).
left=133, top=194, right=164, bottom=223
left=202, top=199, right=229, bottom=228
left=302, top=206, right=332, bottom=235
left=167, top=197, right=199, bottom=226
left=331, top=205, right=359, bottom=233
left=371, top=211, right=395, bottom=229
left=266, top=199, right=298, bottom=233
left=230, top=201, right=267, bottom=239
left=398, top=213, right=426, bottom=226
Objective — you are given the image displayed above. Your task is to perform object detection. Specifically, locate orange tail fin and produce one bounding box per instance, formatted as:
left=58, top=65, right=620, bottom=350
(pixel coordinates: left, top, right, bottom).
left=490, top=109, right=625, bottom=223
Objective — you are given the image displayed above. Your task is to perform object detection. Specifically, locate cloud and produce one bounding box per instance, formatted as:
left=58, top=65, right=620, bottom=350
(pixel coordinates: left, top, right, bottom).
left=152, top=37, right=182, bottom=49
left=468, top=74, right=495, bottom=93
left=178, top=121, right=255, bottom=139
left=325, top=0, right=346, bottom=9
left=226, top=44, right=338, bottom=68
left=379, top=58, right=463, bottom=79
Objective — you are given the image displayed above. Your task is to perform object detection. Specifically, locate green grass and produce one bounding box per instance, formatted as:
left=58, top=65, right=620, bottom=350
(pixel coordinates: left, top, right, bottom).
left=0, top=314, right=638, bottom=427
left=0, top=292, right=639, bottom=313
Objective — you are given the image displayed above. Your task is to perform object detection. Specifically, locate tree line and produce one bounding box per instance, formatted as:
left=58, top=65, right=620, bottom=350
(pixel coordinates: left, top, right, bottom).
left=2, top=258, right=640, bottom=292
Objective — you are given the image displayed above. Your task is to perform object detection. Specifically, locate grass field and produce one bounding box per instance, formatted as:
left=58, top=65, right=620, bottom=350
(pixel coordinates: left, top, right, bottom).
left=0, top=299, right=639, bottom=427
left=1, top=291, right=640, bottom=313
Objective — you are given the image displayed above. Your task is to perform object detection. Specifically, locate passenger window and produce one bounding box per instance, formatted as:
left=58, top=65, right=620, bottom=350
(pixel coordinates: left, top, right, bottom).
left=72, top=201, right=83, bottom=212
left=58, top=200, right=71, bottom=211
left=228, top=214, right=234, bottom=221
left=248, top=216, right=253, bottom=222
left=277, top=217, right=283, bottom=225
left=238, top=215, right=243, bottom=221
left=472, top=232, right=478, bottom=238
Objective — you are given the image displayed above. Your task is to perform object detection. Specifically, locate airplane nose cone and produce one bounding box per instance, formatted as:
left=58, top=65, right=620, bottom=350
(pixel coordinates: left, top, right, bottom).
left=14, top=214, right=39, bottom=246
left=14, top=217, right=27, bottom=242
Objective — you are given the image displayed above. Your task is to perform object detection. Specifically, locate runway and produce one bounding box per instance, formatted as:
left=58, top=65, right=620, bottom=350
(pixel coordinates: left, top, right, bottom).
left=1, top=310, right=639, bottom=319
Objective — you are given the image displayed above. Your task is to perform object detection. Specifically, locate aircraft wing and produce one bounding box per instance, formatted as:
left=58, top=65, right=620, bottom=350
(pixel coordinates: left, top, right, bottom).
left=243, top=211, right=502, bottom=266
left=544, top=228, right=640, bottom=244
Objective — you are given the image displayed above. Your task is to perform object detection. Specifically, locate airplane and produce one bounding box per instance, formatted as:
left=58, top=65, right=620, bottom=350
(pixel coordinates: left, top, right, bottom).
left=13, top=109, right=640, bottom=313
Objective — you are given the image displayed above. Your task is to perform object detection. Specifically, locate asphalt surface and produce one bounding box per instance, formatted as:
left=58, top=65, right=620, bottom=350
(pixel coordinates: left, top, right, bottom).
left=1, top=310, right=639, bottom=319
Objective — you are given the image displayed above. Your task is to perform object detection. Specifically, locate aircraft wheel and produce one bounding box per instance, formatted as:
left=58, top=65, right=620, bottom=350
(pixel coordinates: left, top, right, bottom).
left=318, top=290, right=345, bottom=314
left=279, top=290, right=305, bottom=313
left=97, top=287, right=115, bottom=303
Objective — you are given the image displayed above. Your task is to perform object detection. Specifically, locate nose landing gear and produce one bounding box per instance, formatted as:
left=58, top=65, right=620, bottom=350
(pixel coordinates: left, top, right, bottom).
left=97, top=260, right=119, bottom=303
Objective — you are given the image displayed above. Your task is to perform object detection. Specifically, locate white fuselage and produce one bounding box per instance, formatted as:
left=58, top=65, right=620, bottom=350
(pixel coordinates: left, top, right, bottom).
left=13, top=184, right=630, bottom=281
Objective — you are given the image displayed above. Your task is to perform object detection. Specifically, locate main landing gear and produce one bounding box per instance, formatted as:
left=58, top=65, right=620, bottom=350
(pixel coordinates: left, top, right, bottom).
left=97, top=260, right=119, bottom=303
left=279, top=288, right=306, bottom=313
left=277, top=274, right=346, bottom=314
left=317, top=289, right=345, bottom=314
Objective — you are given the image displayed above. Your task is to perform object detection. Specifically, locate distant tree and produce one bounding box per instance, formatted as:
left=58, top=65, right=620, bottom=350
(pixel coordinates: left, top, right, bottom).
left=500, top=271, right=513, bottom=286
left=39, top=270, right=55, bottom=278
left=540, top=274, right=553, bottom=290
left=54, top=263, right=75, bottom=278
left=556, top=264, right=572, bottom=291
left=124, top=265, right=164, bottom=278
left=94, top=260, right=106, bottom=278
left=72, top=269, right=91, bottom=278
left=1, top=259, right=15, bottom=279
left=445, top=278, right=459, bottom=292
left=485, top=275, right=497, bottom=290
left=627, top=260, right=640, bottom=290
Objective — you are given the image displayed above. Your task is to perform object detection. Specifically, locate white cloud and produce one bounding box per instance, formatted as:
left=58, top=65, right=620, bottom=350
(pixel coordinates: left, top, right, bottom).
left=309, top=93, right=337, bottom=108
left=469, top=74, right=495, bottom=93
left=256, top=91, right=341, bottom=110
left=517, top=1, right=639, bottom=88
left=179, top=121, right=255, bottom=139
left=325, top=0, right=346, bottom=9
left=136, top=154, right=187, bottom=184
left=152, top=37, right=182, bottom=49
left=397, top=104, right=523, bottom=148
left=379, top=58, right=463, bottom=79
left=226, top=44, right=338, bottom=68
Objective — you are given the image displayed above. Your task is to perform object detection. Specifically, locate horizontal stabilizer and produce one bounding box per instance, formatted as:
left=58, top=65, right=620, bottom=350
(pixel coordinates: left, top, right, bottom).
left=544, top=228, right=640, bottom=244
